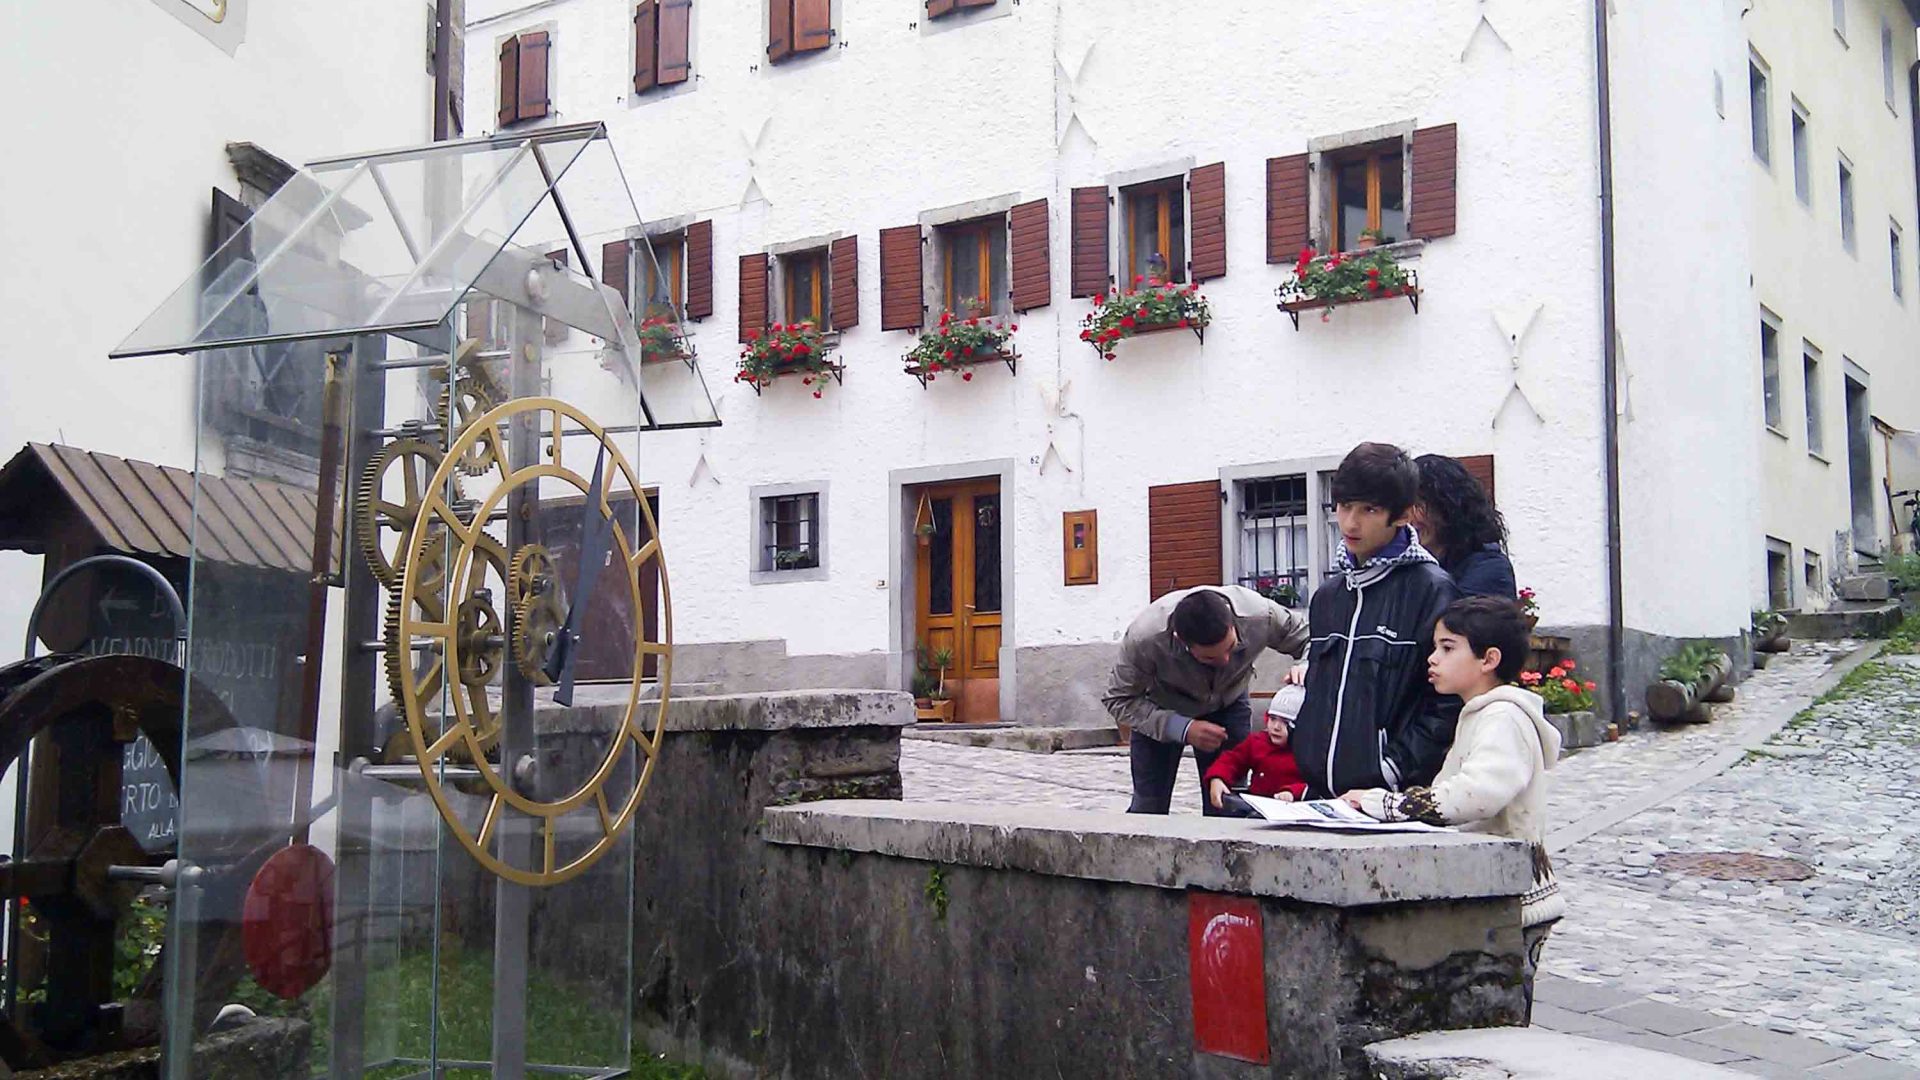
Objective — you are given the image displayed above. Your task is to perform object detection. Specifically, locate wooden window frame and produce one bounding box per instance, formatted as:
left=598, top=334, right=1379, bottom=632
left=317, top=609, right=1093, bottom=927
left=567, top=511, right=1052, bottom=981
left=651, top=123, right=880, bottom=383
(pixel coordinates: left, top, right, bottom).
left=639, top=233, right=687, bottom=317
left=1324, top=139, right=1404, bottom=251
left=938, top=216, right=1008, bottom=318
left=1120, top=178, right=1186, bottom=286
left=779, top=247, right=832, bottom=330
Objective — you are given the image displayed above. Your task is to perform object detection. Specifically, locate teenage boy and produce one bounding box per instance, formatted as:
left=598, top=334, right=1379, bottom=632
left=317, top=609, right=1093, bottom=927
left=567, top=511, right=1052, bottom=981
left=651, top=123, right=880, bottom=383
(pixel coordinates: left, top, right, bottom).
left=1104, top=586, right=1309, bottom=815
left=1290, top=442, right=1462, bottom=799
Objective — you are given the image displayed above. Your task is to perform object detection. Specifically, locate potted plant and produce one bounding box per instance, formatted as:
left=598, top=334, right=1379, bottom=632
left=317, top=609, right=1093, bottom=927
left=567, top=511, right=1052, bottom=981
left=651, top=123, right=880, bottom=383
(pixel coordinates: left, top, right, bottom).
left=1355, top=227, right=1386, bottom=251
left=1518, top=586, right=1540, bottom=635
left=1519, top=661, right=1596, bottom=714
left=1646, top=641, right=1733, bottom=723
left=1276, top=246, right=1417, bottom=327
left=1251, top=575, right=1300, bottom=609
left=736, top=320, right=837, bottom=397
left=912, top=645, right=957, bottom=722
left=1078, top=277, right=1213, bottom=361
left=637, top=315, right=693, bottom=365
left=1751, top=609, right=1791, bottom=655
left=905, top=305, right=1017, bottom=385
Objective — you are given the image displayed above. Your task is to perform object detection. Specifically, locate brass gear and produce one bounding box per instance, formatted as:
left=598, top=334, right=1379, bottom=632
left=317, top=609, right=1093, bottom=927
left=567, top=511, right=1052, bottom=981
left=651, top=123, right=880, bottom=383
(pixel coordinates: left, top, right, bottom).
left=509, top=545, right=557, bottom=611
left=512, top=587, right=567, bottom=686
left=456, top=593, right=504, bottom=752
left=355, top=439, right=460, bottom=588
left=383, top=532, right=508, bottom=718
left=444, top=353, right=507, bottom=478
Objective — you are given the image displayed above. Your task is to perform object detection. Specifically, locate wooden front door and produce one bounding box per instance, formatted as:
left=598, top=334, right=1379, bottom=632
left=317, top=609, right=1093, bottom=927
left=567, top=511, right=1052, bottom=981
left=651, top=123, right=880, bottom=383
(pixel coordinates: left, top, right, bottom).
left=914, top=478, right=1002, bottom=723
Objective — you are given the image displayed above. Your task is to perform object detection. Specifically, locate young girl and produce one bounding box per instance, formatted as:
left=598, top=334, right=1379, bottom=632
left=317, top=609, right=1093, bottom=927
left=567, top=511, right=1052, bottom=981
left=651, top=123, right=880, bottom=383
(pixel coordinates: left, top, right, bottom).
left=1340, top=595, right=1564, bottom=1020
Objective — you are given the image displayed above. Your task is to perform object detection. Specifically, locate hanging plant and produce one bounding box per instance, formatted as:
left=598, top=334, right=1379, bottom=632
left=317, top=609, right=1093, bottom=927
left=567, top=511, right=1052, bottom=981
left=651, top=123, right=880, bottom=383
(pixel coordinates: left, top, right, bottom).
left=1277, top=246, right=1414, bottom=320
left=904, top=309, right=1017, bottom=383
left=637, top=315, right=692, bottom=365
left=1077, top=278, right=1212, bottom=361
left=736, top=320, right=835, bottom=398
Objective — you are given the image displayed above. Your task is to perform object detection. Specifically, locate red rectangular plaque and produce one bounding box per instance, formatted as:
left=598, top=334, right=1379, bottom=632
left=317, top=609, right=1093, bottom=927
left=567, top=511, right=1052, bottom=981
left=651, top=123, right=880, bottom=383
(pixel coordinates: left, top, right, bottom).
left=1187, top=892, right=1270, bottom=1064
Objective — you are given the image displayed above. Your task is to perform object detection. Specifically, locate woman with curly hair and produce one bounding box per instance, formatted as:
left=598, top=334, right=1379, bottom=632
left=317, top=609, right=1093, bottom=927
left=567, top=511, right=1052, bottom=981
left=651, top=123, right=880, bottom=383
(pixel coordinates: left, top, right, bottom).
left=1410, top=454, right=1516, bottom=599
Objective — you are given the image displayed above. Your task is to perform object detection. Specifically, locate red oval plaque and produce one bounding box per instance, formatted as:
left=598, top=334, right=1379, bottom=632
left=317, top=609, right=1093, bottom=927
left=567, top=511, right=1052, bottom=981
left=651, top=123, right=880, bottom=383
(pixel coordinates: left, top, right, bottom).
left=241, top=843, right=335, bottom=1000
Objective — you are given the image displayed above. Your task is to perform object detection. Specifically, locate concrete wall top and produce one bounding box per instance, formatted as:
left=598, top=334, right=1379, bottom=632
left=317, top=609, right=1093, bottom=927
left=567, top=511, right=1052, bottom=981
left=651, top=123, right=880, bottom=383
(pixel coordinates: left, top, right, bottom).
left=538, top=686, right=914, bottom=732
left=763, top=800, right=1531, bottom=907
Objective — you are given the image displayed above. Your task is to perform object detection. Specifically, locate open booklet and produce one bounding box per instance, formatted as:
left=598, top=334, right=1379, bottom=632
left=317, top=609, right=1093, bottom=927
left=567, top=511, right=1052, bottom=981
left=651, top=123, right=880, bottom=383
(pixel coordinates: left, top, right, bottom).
left=1234, top=793, right=1448, bottom=833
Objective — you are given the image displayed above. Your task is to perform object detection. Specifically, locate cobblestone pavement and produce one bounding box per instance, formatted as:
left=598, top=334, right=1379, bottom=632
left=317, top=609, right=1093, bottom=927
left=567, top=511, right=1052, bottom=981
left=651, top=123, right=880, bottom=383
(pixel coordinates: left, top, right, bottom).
left=900, top=636, right=1920, bottom=1074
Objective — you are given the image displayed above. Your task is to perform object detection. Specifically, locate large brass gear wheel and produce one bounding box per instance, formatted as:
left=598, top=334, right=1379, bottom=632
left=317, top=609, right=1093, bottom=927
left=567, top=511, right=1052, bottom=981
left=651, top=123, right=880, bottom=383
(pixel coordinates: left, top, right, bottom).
left=391, top=396, right=670, bottom=888
left=356, top=438, right=460, bottom=588
left=512, top=587, right=567, bottom=687
left=383, top=532, right=509, bottom=754
left=445, top=356, right=507, bottom=478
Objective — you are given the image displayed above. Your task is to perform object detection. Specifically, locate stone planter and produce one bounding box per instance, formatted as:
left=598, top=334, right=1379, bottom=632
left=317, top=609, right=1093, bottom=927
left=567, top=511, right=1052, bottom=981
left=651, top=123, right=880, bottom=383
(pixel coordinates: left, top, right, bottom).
left=1543, top=710, right=1606, bottom=752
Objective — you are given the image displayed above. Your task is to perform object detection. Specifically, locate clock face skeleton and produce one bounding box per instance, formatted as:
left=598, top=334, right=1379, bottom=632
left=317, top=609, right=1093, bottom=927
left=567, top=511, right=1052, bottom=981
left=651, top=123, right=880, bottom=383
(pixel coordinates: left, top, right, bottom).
left=387, top=396, right=670, bottom=887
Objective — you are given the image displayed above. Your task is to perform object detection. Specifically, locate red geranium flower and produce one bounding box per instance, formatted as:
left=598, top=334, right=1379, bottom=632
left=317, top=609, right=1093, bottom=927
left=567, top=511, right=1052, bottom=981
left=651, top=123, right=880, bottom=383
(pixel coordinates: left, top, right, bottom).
left=961, top=371, right=974, bottom=381
left=1562, top=678, right=1579, bottom=692
left=1583, top=681, right=1598, bottom=691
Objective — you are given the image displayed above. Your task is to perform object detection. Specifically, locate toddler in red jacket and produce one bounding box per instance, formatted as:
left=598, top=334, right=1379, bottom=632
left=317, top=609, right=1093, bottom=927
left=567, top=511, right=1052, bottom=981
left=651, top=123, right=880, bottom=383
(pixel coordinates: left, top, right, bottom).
left=1205, top=684, right=1309, bottom=810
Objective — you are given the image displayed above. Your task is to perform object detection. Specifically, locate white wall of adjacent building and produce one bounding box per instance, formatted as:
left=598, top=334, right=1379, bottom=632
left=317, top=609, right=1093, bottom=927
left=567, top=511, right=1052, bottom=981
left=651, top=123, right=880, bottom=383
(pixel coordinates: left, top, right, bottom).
left=466, top=0, right=1615, bottom=719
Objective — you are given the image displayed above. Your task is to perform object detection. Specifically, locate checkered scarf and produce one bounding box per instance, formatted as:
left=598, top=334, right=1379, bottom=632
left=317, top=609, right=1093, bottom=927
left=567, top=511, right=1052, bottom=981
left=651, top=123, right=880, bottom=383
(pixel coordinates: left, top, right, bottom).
left=1335, top=525, right=1439, bottom=589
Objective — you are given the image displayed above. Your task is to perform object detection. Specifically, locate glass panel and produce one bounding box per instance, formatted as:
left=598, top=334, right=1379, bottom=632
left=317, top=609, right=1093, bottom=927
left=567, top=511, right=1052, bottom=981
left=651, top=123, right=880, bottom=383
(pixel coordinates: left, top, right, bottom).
left=1166, top=185, right=1186, bottom=284
left=973, top=494, right=1001, bottom=614
left=1377, top=152, right=1405, bottom=244
left=1792, top=112, right=1811, bottom=203
left=1839, top=164, right=1856, bottom=248
left=1237, top=476, right=1308, bottom=607
left=639, top=236, right=683, bottom=319
left=987, top=223, right=1009, bottom=315
left=1750, top=63, right=1770, bottom=162
left=929, top=498, right=954, bottom=616
left=764, top=494, right=819, bottom=570
left=1805, top=351, right=1824, bottom=455
left=948, top=226, right=983, bottom=315
left=1336, top=160, right=1369, bottom=251
left=1762, top=322, right=1782, bottom=429
left=784, top=251, right=826, bottom=330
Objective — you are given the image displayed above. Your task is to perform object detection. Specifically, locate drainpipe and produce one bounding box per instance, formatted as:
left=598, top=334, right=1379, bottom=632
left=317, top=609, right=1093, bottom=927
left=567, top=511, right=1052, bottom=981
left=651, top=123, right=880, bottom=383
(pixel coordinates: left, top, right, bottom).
left=1594, top=0, right=1627, bottom=722
left=432, top=0, right=454, bottom=141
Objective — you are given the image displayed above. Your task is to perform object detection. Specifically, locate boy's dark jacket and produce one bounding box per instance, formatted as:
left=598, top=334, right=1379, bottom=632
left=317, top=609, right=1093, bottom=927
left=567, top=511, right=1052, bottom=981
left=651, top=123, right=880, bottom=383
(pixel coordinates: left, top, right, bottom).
left=1291, top=528, right=1462, bottom=797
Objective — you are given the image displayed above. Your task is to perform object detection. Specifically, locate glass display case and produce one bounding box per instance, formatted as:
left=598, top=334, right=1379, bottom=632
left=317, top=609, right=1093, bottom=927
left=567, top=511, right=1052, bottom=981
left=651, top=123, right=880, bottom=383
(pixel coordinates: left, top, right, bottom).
left=111, top=122, right=715, bottom=1078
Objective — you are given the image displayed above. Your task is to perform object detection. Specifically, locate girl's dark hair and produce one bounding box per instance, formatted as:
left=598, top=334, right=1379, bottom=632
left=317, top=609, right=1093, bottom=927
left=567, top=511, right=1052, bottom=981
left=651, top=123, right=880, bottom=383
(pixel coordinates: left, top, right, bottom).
left=1437, top=596, right=1530, bottom=682
left=1414, top=454, right=1507, bottom=557
left=1330, top=442, right=1419, bottom=518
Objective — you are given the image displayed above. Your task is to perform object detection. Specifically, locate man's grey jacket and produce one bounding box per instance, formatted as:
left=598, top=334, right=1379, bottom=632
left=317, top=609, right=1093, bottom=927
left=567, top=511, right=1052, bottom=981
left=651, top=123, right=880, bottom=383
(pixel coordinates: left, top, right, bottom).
left=1102, top=585, right=1310, bottom=743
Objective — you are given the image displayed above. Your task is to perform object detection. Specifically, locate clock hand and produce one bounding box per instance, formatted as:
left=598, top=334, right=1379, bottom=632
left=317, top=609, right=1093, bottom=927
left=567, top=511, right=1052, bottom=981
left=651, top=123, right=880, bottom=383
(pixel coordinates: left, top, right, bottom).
left=545, top=445, right=616, bottom=705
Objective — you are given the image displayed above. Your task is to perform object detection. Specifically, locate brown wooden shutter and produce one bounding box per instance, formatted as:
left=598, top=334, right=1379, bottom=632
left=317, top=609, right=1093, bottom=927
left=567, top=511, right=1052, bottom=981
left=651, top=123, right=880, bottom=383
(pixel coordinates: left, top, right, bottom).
left=1454, top=454, right=1496, bottom=506
left=1069, top=185, right=1109, bottom=298
left=602, top=239, right=632, bottom=313
left=794, top=0, right=832, bottom=54
left=517, top=31, right=550, bottom=122
left=1147, top=480, right=1223, bottom=601
left=768, top=0, right=792, bottom=62
left=879, top=225, right=924, bottom=331
left=1189, top=162, right=1226, bottom=282
left=497, top=37, right=520, bottom=127
left=829, top=235, right=859, bottom=330
left=658, top=0, right=692, bottom=85
left=1009, top=198, right=1051, bottom=312
left=927, top=0, right=958, bottom=16
left=1409, top=123, right=1458, bottom=240
left=685, top=219, right=714, bottom=319
left=738, top=253, right=769, bottom=342
left=633, top=2, right=658, bottom=92
left=958, top=0, right=995, bottom=7
left=1266, top=153, right=1311, bottom=262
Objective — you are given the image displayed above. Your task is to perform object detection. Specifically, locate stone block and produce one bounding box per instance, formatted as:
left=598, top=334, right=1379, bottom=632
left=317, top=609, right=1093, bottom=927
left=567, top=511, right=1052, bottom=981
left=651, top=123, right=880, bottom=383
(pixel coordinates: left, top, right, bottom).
left=1530, top=1001, right=1642, bottom=1037
left=1812, top=1054, right=1920, bottom=1079
left=1597, top=1000, right=1726, bottom=1036
left=1789, top=602, right=1903, bottom=640
left=1534, top=974, right=1645, bottom=1014
left=1838, top=574, right=1894, bottom=601
left=1366, top=1028, right=1757, bottom=1078
left=1686, top=1022, right=1852, bottom=1067
left=1545, top=711, right=1607, bottom=751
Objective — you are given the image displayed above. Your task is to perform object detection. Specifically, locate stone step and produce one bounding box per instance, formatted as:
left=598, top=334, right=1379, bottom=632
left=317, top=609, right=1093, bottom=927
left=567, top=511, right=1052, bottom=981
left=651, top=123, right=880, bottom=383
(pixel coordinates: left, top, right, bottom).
left=1366, top=1028, right=1755, bottom=1079
left=1836, top=573, right=1893, bottom=601
left=901, top=723, right=1118, bottom=753
left=1788, top=601, right=1902, bottom=640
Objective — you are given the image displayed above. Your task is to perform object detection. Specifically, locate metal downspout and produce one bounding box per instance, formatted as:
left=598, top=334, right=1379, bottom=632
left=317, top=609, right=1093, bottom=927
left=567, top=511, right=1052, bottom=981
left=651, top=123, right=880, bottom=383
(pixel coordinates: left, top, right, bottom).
left=1595, top=0, right=1627, bottom=722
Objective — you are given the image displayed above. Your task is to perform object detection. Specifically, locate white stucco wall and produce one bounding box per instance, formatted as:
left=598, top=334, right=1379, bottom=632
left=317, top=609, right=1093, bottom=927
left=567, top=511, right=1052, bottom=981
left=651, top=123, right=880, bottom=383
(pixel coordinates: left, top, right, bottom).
left=464, top=0, right=1611, bottom=698
left=1744, top=0, right=1920, bottom=602
left=1607, top=0, right=1767, bottom=636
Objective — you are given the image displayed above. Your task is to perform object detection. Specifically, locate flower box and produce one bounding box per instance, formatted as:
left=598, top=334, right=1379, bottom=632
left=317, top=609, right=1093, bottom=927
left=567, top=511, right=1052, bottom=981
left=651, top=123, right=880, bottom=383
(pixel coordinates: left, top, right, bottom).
left=636, top=315, right=696, bottom=367
left=1079, top=280, right=1212, bottom=360
left=904, top=311, right=1019, bottom=388
left=1275, top=247, right=1420, bottom=330
left=736, top=321, right=841, bottom=398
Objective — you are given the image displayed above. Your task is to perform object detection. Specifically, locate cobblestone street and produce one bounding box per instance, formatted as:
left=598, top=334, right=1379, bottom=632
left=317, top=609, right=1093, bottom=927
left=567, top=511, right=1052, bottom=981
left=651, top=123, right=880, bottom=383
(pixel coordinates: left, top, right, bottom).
left=900, top=638, right=1920, bottom=1075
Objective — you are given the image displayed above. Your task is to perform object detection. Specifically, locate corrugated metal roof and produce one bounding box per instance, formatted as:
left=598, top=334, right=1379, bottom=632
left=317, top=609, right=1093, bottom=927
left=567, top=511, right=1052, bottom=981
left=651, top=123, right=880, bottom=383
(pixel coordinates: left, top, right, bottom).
left=0, top=443, right=342, bottom=575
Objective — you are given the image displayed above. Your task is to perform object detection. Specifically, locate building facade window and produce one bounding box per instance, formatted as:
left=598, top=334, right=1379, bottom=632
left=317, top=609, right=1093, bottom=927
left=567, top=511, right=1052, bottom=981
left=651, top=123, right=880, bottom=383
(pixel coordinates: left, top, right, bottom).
left=1121, top=178, right=1186, bottom=285
left=750, top=483, right=828, bottom=582
left=1839, top=156, right=1856, bottom=252
left=639, top=233, right=685, bottom=319
left=1761, top=316, right=1783, bottom=431
left=1327, top=140, right=1406, bottom=250
left=1834, top=0, right=1848, bottom=42
left=497, top=30, right=551, bottom=128
left=938, top=216, right=1009, bottom=317
left=1894, top=222, right=1907, bottom=299
left=1750, top=56, right=1772, bottom=165
left=1766, top=539, right=1791, bottom=610
left=767, top=0, right=832, bottom=64
left=1804, top=550, right=1824, bottom=602
left=1791, top=102, right=1812, bottom=205
left=1235, top=475, right=1311, bottom=609
left=1804, top=342, right=1825, bottom=457
left=633, top=1, right=692, bottom=93
left=1884, top=20, right=1898, bottom=110
left=779, top=247, right=832, bottom=329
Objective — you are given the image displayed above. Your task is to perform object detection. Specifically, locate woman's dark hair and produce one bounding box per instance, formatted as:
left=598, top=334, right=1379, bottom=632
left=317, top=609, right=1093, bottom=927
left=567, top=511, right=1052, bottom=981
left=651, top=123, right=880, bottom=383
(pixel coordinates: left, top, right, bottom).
left=1171, top=590, right=1235, bottom=647
left=1437, top=595, right=1530, bottom=682
left=1414, top=454, right=1507, bottom=559
left=1329, top=442, right=1419, bottom=518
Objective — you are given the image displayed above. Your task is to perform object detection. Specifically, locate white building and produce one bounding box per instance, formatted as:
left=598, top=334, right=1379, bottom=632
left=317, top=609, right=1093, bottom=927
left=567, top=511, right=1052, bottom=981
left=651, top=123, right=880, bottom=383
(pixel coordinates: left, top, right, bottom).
left=457, top=0, right=1920, bottom=725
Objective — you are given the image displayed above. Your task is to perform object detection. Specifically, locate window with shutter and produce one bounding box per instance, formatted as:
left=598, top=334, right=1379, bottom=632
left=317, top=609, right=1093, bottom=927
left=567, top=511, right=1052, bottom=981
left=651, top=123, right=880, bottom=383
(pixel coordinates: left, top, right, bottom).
left=1009, top=198, right=1050, bottom=312
left=685, top=219, right=714, bottom=319
left=778, top=248, right=833, bottom=330
left=739, top=253, right=769, bottom=342
left=1325, top=140, right=1405, bottom=250
left=880, top=225, right=925, bottom=331
left=633, top=2, right=658, bottom=92
left=830, top=236, right=859, bottom=331
left=1407, top=123, right=1456, bottom=241
left=1121, top=178, right=1186, bottom=286
left=1266, top=153, right=1311, bottom=262
left=637, top=234, right=684, bottom=318
left=936, top=217, right=1009, bottom=318
left=1069, top=186, right=1109, bottom=298
left=602, top=239, right=633, bottom=313
left=497, top=36, right=520, bottom=127
left=1148, top=480, right=1223, bottom=601
left=659, top=0, right=692, bottom=85
left=1189, top=162, right=1226, bottom=282
left=516, top=31, right=550, bottom=123
left=770, top=0, right=831, bottom=63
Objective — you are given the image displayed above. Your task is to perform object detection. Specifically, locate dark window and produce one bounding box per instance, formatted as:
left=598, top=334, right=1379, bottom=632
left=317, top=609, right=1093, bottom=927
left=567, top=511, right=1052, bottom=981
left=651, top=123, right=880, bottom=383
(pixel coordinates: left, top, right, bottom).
left=940, top=216, right=1009, bottom=317
left=780, top=248, right=831, bottom=330
left=1122, top=178, right=1185, bottom=285
left=760, top=493, right=820, bottom=572
left=1236, top=476, right=1309, bottom=608
left=928, top=498, right=954, bottom=615
left=973, top=493, right=1001, bottom=613
left=1327, top=141, right=1405, bottom=250
left=1761, top=319, right=1782, bottom=429
left=1750, top=59, right=1771, bottom=164
left=639, top=234, right=685, bottom=319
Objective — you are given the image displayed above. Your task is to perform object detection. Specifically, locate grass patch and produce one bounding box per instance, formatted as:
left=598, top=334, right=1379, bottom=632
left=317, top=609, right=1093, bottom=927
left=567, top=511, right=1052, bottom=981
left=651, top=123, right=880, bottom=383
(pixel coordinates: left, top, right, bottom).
left=1882, top=610, right=1920, bottom=652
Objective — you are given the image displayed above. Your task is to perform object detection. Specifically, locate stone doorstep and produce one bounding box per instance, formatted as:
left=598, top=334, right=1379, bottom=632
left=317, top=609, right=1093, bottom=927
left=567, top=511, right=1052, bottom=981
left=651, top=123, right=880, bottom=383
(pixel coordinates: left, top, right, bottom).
left=1365, top=1028, right=1756, bottom=1079
left=901, top=723, right=1118, bottom=752
left=762, top=799, right=1530, bottom=908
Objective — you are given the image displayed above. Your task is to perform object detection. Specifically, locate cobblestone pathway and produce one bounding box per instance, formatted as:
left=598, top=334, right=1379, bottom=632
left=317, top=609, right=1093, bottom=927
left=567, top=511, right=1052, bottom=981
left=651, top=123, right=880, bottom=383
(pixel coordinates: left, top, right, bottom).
left=900, top=636, right=1920, bottom=1075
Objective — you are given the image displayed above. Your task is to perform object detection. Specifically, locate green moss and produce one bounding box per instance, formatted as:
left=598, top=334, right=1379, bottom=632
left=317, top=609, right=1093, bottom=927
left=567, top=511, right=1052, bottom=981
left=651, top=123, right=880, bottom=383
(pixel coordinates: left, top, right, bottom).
left=924, top=865, right=950, bottom=922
